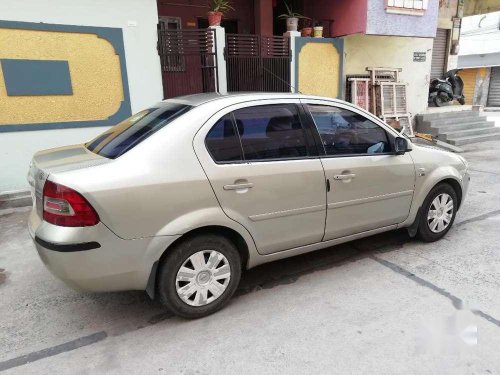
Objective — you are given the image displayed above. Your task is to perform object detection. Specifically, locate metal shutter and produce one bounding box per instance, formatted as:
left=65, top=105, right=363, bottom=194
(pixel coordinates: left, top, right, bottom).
left=459, top=68, right=477, bottom=105
left=430, top=29, right=448, bottom=79
left=487, top=67, right=500, bottom=107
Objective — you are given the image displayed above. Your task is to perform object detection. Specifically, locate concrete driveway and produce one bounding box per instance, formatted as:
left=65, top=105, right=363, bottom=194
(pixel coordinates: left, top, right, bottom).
left=1, top=140, right=499, bottom=375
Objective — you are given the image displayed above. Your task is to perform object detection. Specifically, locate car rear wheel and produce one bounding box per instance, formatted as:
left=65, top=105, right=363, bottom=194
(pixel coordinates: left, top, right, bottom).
left=157, top=234, right=241, bottom=319
left=417, top=183, right=457, bottom=242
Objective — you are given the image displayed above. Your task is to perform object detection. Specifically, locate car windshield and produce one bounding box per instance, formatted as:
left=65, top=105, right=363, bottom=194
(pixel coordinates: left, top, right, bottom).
left=86, top=103, right=191, bottom=159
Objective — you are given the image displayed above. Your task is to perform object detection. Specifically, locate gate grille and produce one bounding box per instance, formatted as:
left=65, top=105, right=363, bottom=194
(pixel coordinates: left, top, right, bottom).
left=158, top=28, right=217, bottom=98
left=225, top=34, right=291, bottom=92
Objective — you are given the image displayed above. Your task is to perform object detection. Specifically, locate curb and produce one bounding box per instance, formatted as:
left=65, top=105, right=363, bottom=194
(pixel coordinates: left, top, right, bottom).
left=0, top=190, right=32, bottom=210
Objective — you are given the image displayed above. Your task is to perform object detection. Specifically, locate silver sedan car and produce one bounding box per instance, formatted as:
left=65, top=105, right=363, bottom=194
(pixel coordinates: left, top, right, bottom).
left=28, top=93, right=470, bottom=318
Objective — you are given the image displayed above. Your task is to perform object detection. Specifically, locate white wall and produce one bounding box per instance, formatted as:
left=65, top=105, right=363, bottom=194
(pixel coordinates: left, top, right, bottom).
left=344, top=34, right=434, bottom=118
left=460, top=11, right=500, bottom=56
left=0, top=0, right=162, bottom=193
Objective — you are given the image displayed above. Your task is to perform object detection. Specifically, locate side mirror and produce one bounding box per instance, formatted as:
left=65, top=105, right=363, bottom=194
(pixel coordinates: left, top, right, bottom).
left=394, top=137, right=410, bottom=155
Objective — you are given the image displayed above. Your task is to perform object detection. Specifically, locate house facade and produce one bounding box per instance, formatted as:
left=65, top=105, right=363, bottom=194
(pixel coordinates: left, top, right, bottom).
left=457, top=11, right=500, bottom=107
left=0, top=0, right=468, bottom=196
left=0, top=0, right=163, bottom=194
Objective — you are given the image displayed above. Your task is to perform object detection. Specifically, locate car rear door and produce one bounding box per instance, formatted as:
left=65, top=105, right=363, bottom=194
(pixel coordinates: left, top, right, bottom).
left=194, top=99, right=327, bottom=255
left=302, top=100, right=415, bottom=241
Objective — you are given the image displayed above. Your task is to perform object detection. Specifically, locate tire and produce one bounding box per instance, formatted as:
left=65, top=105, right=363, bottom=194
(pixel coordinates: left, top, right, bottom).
left=417, top=183, right=458, bottom=242
left=157, top=234, right=241, bottom=319
left=433, top=95, right=446, bottom=107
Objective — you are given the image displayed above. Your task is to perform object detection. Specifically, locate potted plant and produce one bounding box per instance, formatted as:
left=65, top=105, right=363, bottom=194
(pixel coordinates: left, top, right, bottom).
left=313, top=20, right=323, bottom=38
left=300, top=18, right=313, bottom=37
left=278, top=2, right=307, bottom=32
left=208, top=0, right=234, bottom=27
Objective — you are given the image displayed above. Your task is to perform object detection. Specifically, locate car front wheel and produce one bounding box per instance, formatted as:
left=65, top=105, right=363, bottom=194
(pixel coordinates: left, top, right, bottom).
left=157, top=234, right=241, bottom=319
left=417, top=183, right=458, bottom=242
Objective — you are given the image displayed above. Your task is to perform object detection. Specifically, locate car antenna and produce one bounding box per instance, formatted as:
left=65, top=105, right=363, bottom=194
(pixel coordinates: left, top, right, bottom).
left=261, top=65, right=303, bottom=94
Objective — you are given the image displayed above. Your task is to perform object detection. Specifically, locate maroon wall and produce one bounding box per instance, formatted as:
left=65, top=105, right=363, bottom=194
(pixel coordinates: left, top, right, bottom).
left=157, top=0, right=256, bottom=34
left=303, top=0, right=367, bottom=37
left=255, top=0, right=273, bottom=36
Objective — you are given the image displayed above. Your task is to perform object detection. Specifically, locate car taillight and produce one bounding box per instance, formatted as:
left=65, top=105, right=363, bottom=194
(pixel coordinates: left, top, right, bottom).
left=42, top=180, right=99, bottom=227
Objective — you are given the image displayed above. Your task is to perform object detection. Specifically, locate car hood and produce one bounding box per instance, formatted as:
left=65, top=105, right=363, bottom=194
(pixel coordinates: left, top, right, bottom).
left=409, top=141, right=468, bottom=170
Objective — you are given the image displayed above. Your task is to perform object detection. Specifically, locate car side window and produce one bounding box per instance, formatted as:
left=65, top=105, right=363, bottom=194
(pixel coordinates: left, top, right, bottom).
left=205, top=115, right=243, bottom=162
left=307, top=104, right=392, bottom=156
left=232, top=104, right=308, bottom=160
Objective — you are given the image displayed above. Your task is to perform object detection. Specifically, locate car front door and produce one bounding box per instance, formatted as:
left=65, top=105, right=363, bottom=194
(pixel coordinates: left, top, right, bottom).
left=194, top=100, right=327, bottom=255
left=303, top=100, right=415, bottom=241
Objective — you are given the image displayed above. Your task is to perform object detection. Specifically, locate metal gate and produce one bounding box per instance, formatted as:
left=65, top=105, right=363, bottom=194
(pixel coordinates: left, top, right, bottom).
left=487, top=66, right=500, bottom=107
left=430, top=29, right=449, bottom=79
left=225, top=34, right=291, bottom=92
left=158, top=28, right=217, bottom=98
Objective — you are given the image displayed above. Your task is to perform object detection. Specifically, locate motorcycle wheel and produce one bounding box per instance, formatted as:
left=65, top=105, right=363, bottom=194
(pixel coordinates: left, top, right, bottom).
left=433, top=95, right=446, bottom=107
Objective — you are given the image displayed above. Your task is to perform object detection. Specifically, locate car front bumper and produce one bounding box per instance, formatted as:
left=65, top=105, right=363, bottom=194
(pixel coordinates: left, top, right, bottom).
left=28, top=209, right=179, bottom=293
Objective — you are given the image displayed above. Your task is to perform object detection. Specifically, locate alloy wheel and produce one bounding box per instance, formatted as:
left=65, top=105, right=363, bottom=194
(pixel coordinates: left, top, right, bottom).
left=427, top=193, right=454, bottom=233
left=175, top=250, right=231, bottom=307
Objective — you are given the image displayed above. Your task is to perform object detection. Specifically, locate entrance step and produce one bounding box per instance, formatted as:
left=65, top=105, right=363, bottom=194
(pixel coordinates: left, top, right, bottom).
left=446, top=128, right=500, bottom=146
left=438, top=125, right=500, bottom=141
left=416, top=110, right=497, bottom=146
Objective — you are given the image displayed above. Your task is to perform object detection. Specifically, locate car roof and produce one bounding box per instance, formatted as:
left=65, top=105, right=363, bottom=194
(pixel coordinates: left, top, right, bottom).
left=162, top=92, right=346, bottom=107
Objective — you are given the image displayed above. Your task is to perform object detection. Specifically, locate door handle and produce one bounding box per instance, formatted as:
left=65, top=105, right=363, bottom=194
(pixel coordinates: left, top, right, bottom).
left=333, top=174, right=356, bottom=180
left=223, top=182, right=254, bottom=190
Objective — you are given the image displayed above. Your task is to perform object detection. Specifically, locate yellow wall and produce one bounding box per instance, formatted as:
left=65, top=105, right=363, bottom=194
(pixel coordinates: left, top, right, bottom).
left=0, top=28, right=124, bottom=126
left=298, top=43, right=341, bottom=98
left=459, top=68, right=477, bottom=105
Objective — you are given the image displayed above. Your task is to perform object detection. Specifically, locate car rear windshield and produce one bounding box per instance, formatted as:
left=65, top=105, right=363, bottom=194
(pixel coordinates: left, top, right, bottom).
left=86, top=103, right=191, bottom=159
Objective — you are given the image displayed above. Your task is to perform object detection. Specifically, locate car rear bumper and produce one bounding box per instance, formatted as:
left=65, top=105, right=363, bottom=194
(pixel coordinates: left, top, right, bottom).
left=28, top=209, right=179, bottom=293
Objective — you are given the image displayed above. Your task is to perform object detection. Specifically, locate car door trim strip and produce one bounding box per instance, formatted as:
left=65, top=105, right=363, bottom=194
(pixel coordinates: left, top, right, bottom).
left=328, top=190, right=414, bottom=209
left=249, top=204, right=325, bottom=222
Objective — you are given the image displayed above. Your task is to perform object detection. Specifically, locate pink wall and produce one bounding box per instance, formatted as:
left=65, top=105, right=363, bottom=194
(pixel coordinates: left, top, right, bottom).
left=303, top=0, right=367, bottom=37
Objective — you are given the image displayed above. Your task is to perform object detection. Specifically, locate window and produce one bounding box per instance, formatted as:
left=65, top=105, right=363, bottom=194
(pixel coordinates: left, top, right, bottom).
left=158, top=17, right=181, bottom=31
left=386, top=0, right=428, bottom=15
left=206, top=115, right=243, bottom=162
left=232, top=104, right=308, bottom=161
left=307, top=105, right=391, bottom=156
left=86, top=103, right=191, bottom=159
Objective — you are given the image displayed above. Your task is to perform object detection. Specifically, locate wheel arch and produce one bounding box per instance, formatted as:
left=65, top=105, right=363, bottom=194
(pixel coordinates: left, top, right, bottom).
left=403, top=169, right=464, bottom=232
left=146, top=225, right=251, bottom=299
left=437, top=177, right=463, bottom=209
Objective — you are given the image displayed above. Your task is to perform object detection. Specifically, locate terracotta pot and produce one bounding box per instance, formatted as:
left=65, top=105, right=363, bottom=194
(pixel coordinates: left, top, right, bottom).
left=301, top=27, right=313, bottom=37
left=286, top=17, right=299, bottom=31
left=208, top=11, right=223, bottom=27
left=313, top=26, right=323, bottom=38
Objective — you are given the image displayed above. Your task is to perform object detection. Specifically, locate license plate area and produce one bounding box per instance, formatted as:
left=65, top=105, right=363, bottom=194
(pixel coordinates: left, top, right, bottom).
left=29, top=161, right=48, bottom=219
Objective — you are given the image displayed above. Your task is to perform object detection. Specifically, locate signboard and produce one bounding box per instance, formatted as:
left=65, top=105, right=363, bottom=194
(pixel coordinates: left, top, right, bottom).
left=413, top=52, right=426, bottom=62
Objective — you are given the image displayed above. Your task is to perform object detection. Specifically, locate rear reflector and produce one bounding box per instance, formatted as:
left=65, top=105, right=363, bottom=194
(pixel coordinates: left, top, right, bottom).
left=42, top=180, right=99, bottom=227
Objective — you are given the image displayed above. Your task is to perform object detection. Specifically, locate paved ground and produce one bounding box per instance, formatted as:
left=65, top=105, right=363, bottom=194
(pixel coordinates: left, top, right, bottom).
left=1, top=141, right=499, bottom=375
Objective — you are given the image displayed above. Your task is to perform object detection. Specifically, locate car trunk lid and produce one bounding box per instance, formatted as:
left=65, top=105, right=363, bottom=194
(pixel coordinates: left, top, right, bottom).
left=28, top=144, right=110, bottom=218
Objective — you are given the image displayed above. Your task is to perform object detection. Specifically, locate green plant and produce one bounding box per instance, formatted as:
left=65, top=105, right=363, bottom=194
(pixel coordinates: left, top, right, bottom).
left=208, top=0, right=234, bottom=14
left=278, top=2, right=307, bottom=19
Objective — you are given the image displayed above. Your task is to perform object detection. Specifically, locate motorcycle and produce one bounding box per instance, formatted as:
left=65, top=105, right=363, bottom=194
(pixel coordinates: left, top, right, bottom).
left=428, top=68, right=465, bottom=107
